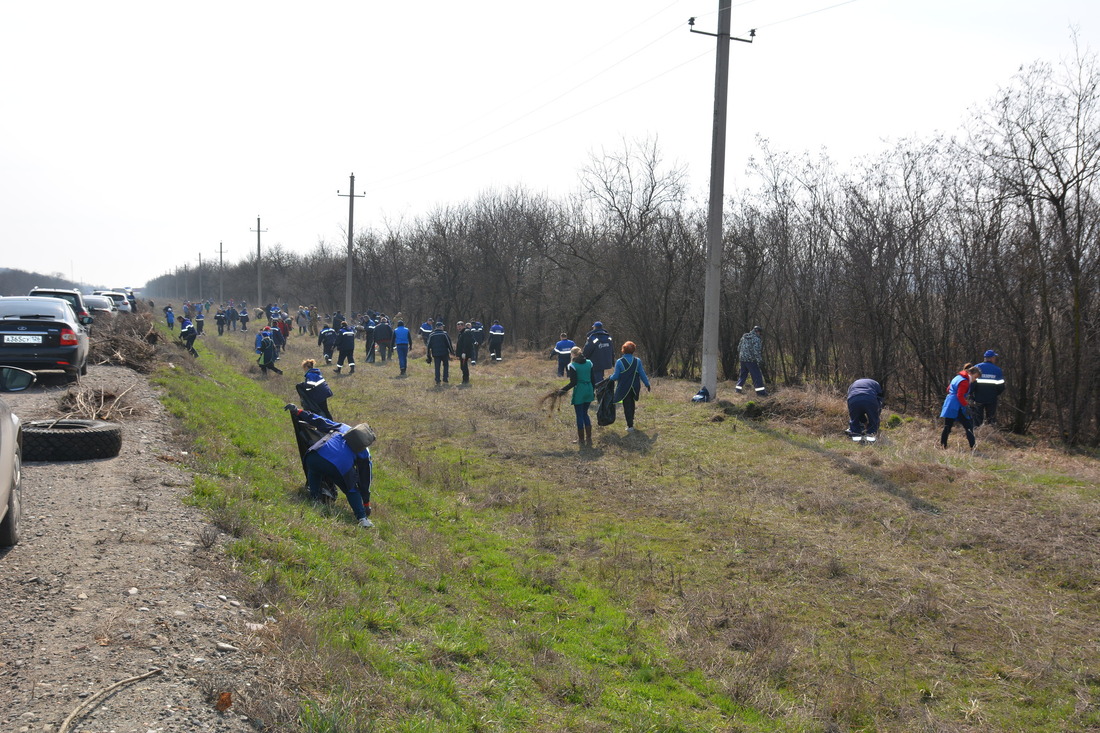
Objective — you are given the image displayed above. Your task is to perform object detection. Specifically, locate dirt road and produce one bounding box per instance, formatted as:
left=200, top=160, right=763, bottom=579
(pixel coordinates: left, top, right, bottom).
left=1, top=365, right=264, bottom=732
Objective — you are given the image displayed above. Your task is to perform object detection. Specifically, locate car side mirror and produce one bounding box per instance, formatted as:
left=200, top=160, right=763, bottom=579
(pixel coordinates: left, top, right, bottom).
left=0, top=366, right=36, bottom=392
left=81, top=315, right=95, bottom=325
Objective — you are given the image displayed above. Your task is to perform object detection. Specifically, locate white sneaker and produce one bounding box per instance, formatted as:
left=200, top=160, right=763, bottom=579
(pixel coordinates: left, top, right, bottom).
left=358, top=517, right=374, bottom=529
left=626, top=427, right=635, bottom=432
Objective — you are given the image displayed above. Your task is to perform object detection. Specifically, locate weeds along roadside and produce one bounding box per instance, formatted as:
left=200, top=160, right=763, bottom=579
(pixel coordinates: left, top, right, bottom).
left=151, top=329, right=770, bottom=732
left=155, top=327, right=1100, bottom=732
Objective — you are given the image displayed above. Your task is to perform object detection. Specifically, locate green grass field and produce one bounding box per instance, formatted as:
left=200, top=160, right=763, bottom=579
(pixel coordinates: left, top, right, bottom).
left=153, top=326, right=1100, bottom=732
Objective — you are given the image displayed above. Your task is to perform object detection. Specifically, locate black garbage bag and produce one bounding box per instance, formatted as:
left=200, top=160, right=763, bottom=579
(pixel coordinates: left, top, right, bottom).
left=288, top=409, right=338, bottom=502
left=595, top=378, right=616, bottom=426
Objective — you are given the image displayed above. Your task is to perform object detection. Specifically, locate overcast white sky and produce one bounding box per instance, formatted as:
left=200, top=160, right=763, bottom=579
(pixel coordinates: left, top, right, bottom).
left=2, top=0, right=1097, bottom=290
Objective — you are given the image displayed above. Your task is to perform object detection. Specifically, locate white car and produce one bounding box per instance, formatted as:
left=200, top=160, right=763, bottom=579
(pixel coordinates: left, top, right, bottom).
left=94, top=291, right=132, bottom=313
left=0, top=366, right=33, bottom=546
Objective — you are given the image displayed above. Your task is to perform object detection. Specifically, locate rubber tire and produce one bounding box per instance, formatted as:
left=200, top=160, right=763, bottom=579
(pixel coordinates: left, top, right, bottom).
left=23, top=419, right=123, bottom=462
left=0, top=442, right=21, bottom=546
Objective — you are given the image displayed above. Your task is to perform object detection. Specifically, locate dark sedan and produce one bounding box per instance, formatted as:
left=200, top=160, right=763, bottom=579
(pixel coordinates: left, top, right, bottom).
left=0, top=297, right=91, bottom=381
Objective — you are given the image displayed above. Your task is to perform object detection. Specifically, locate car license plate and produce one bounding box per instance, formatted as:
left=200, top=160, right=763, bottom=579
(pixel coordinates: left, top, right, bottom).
left=4, top=334, right=42, bottom=344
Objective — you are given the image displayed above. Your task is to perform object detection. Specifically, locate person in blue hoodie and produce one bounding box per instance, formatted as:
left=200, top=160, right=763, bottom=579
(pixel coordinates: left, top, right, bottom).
left=608, top=341, right=651, bottom=432
left=551, top=333, right=576, bottom=377
left=286, top=405, right=374, bottom=529
left=393, top=319, right=412, bottom=375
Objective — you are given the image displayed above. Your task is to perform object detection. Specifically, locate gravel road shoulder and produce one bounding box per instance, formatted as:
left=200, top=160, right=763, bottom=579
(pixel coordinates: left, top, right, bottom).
left=1, top=365, right=268, bottom=733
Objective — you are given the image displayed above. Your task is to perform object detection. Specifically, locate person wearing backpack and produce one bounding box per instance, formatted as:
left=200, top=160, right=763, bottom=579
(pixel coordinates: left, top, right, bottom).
left=257, top=331, right=283, bottom=376
left=608, top=341, right=651, bottom=432
left=285, top=405, right=375, bottom=529
left=558, top=346, right=595, bottom=448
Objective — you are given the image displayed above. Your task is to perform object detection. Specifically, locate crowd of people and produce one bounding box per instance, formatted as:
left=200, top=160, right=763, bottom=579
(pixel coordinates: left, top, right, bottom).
left=155, top=296, right=1008, bottom=530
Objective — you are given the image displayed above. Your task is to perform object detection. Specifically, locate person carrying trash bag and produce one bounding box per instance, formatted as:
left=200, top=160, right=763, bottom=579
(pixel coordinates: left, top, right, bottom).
left=607, top=341, right=651, bottom=432
left=296, top=359, right=334, bottom=420
left=285, top=404, right=376, bottom=529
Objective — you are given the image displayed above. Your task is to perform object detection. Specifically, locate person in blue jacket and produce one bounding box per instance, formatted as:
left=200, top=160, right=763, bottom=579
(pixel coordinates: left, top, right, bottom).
left=164, top=305, right=175, bottom=331
left=582, top=321, right=614, bottom=385
left=318, top=324, right=337, bottom=364
left=845, top=378, right=884, bottom=438
left=178, top=317, right=198, bottom=357
left=297, top=359, right=334, bottom=420
left=608, top=341, right=651, bottom=432
left=255, top=326, right=272, bottom=353
left=425, top=321, right=454, bottom=384
left=256, top=330, right=283, bottom=376
left=971, top=349, right=1005, bottom=427
left=940, top=363, right=981, bottom=449
left=285, top=405, right=374, bottom=528
left=334, top=321, right=356, bottom=374
left=552, top=333, right=575, bottom=377
left=487, top=320, right=505, bottom=361
left=419, top=318, right=434, bottom=346
left=393, top=319, right=413, bottom=375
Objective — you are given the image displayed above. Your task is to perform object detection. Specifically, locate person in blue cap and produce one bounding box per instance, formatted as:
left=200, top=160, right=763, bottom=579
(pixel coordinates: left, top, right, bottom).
left=971, top=349, right=1005, bottom=427
left=582, top=321, right=614, bottom=385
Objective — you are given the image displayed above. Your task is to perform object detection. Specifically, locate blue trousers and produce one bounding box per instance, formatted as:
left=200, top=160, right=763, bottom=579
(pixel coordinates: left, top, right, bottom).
left=396, top=344, right=409, bottom=371
left=573, top=402, right=592, bottom=429
left=847, top=396, right=881, bottom=435
left=735, top=361, right=766, bottom=394
left=305, top=452, right=369, bottom=520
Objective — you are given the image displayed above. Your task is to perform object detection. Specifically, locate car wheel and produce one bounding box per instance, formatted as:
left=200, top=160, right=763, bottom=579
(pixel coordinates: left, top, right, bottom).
left=79, top=361, right=89, bottom=376
left=0, top=442, right=21, bottom=546
left=23, top=419, right=122, bottom=461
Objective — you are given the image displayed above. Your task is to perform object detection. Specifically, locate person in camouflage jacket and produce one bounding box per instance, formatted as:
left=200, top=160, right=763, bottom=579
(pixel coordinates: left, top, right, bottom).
left=735, top=325, right=767, bottom=396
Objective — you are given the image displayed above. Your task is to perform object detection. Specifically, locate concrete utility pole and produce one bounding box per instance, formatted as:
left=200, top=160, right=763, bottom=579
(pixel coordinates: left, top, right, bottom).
left=197, top=253, right=203, bottom=301
left=337, top=173, right=365, bottom=318
left=251, top=216, right=267, bottom=308
left=217, top=241, right=226, bottom=305
left=691, top=4, right=754, bottom=401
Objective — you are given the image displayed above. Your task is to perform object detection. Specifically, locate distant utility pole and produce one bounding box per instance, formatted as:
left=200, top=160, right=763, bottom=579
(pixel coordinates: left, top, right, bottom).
left=691, top=4, right=754, bottom=401
left=337, top=173, right=365, bottom=318
left=251, top=216, right=267, bottom=308
left=217, top=241, right=226, bottom=305
left=197, top=253, right=203, bottom=301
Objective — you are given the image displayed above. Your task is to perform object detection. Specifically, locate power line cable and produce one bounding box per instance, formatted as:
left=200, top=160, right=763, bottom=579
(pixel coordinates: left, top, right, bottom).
left=374, top=46, right=715, bottom=193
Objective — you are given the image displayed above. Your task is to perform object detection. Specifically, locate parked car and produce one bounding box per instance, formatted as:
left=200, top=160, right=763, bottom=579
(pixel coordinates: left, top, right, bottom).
left=83, top=294, right=118, bottom=320
left=0, top=296, right=91, bottom=381
left=27, top=287, right=92, bottom=321
left=0, top=365, right=33, bottom=546
left=93, top=290, right=132, bottom=313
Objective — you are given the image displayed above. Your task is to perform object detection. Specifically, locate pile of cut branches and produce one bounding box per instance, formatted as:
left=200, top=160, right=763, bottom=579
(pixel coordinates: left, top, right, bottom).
left=58, top=383, right=140, bottom=421
left=88, top=312, right=161, bottom=373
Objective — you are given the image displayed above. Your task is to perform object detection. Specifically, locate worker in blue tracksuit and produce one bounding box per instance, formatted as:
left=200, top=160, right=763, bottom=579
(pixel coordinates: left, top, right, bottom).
left=318, top=324, right=337, bottom=365
left=178, top=317, right=198, bottom=356
left=971, top=349, right=1005, bottom=427
left=487, top=320, right=505, bottom=361
left=426, top=321, right=454, bottom=384
left=419, top=318, right=434, bottom=346
left=552, top=333, right=576, bottom=377
left=845, top=378, right=884, bottom=438
left=582, top=321, right=614, bottom=385
left=468, top=321, right=484, bottom=364
left=393, top=320, right=412, bottom=375
left=286, top=405, right=374, bottom=528
left=334, top=321, right=356, bottom=374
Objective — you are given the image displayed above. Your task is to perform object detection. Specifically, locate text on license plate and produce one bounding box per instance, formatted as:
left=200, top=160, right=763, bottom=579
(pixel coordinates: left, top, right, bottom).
left=4, top=335, right=42, bottom=344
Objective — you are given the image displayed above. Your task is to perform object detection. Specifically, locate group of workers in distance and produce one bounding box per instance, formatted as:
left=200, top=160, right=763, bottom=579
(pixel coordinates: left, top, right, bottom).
left=842, top=350, right=1005, bottom=449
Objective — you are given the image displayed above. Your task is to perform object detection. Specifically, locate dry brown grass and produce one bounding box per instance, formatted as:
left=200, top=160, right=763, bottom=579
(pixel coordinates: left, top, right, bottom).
left=207, top=332, right=1100, bottom=731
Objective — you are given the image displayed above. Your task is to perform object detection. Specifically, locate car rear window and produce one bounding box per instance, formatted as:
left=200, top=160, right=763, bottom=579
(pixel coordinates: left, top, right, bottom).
left=0, top=299, right=70, bottom=319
